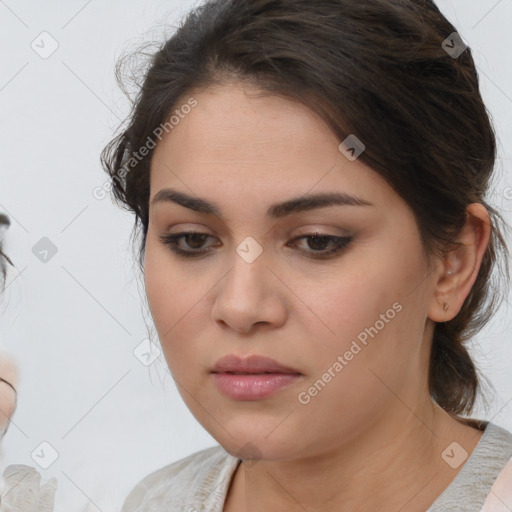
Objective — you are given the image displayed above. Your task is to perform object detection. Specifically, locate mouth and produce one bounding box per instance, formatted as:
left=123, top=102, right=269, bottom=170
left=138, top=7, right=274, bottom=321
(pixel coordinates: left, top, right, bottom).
left=211, top=372, right=302, bottom=400
left=210, top=354, right=302, bottom=375
left=213, top=370, right=300, bottom=375
left=210, top=354, right=303, bottom=400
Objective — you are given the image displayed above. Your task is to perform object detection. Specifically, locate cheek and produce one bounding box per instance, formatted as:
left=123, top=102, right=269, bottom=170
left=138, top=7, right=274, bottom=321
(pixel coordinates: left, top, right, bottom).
left=143, top=241, right=186, bottom=336
left=303, top=257, right=414, bottom=374
left=144, top=250, right=168, bottom=327
left=143, top=242, right=210, bottom=362
left=293, top=275, right=411, bottom=430
left=306, top=267, right=388, bottom=338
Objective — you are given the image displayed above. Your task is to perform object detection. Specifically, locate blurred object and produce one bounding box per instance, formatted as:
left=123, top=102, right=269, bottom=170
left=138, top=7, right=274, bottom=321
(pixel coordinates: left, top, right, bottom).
left=0, top=348, right=20, bottom=506
left=79, top=480, right=125, bottom=512
left=0, top=350, right=18, bottom=436
left=0, top=215, right=9, bottom=244
left=0, top=214, right=13, bottom=287
left=0, top=465, right=57, bottom=512
left=1, top=217, right=35, bottom=509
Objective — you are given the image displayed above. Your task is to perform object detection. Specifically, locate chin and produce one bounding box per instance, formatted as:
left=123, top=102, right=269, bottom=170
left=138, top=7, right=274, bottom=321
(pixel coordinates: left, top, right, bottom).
left=207, top=423, right=301, bottom=462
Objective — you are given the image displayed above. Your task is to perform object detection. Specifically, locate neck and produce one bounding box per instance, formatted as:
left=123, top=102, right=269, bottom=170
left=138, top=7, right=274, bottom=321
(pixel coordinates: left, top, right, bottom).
left=225, top=398, right=484, bottom=512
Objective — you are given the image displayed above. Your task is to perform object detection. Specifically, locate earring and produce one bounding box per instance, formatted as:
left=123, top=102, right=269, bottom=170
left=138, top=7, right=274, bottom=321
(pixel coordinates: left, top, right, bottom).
left=443, top=302, right=449, bottom=312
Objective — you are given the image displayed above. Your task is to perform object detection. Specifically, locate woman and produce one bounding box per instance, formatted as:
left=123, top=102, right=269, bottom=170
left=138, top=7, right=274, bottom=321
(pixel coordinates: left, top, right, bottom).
left=0, top=214, right=58, bottom=510
left=101, top=0, right=512, bottom=510
left=0, top=213, right=17, bottom=442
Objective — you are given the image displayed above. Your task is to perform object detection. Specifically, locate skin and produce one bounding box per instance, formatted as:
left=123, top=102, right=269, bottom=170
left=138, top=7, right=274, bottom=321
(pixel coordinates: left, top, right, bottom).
left=0, top=351, right=18, bottom=437
left=144, top=81, right=490, bottom=511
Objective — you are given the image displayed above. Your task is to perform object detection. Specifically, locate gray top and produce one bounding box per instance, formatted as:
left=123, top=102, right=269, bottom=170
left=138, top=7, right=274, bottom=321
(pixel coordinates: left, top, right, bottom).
left=121, top=421, right=512, bottom=512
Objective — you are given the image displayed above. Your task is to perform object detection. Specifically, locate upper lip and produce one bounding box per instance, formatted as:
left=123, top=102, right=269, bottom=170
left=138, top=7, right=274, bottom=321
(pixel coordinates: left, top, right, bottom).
left=211, top=354, right=302, bottom=374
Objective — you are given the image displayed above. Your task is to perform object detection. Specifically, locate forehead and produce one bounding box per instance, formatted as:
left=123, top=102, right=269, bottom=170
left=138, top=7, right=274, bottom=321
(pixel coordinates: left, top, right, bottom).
left=149, top=82, right=396, bottom=214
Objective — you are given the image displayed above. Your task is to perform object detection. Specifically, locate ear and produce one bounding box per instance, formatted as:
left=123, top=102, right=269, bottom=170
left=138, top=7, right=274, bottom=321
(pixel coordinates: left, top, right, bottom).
left=427, top=203, right=491, bottom=322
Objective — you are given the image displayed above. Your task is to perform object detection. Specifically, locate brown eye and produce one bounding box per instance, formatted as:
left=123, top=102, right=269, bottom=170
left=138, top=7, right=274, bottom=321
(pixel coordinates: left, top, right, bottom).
left=159, top=232, right=217, bottom=257
left=159, top=231, right=352, bottom=260
left=287, top=234, right=353, bottom=259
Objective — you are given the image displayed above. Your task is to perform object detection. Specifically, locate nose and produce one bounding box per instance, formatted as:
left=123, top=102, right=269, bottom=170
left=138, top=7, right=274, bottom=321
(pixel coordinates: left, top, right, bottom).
left=211, top=250, right=287, bottom=334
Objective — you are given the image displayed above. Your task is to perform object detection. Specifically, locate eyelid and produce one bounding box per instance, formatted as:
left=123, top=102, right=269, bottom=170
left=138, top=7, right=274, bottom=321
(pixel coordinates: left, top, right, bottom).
left=160, top=225, right=349, bottom=244
left=158, top=230, right=353, bottom=260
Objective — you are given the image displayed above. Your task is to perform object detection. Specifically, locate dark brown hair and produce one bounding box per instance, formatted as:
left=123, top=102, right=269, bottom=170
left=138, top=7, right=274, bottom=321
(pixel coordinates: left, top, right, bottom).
left=101, top=0, right=510, bottom=417
left=0, top=214, right=13, bottom=288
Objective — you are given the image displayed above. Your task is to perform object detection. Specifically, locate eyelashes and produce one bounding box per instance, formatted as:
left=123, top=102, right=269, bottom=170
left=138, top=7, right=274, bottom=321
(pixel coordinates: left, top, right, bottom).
left=158, top=231, right=353, bottom=260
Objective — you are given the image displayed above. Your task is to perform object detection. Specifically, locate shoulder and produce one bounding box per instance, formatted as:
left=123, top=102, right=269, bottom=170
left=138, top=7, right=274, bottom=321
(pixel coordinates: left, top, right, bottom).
left=428, top=421, right=512, bottom=511
left=120, top=445, right=240, bottom=512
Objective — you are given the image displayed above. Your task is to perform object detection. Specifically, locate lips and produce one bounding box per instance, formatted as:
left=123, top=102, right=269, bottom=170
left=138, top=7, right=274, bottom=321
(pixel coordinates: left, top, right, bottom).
left=211, top=354, right=303, bottom=400
left=211, top=354, right=302, bottom=375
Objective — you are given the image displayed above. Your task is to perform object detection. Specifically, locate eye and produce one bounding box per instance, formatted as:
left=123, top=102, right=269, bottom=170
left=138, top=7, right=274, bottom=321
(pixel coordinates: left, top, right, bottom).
left=159, top=231, right=352, bottom=260
left=287, top=232, right=353, bottom=259
left=159, top=232, right=218, bottom=257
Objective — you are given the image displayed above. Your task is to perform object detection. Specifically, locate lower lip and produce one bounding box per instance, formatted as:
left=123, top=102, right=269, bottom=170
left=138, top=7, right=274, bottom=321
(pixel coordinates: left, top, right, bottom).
left=212, top=372, right=302, bottom=400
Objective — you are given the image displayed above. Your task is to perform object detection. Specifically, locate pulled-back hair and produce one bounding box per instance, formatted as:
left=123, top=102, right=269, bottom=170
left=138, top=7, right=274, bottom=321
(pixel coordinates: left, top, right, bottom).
left=101, top=0, right=510, bottom=416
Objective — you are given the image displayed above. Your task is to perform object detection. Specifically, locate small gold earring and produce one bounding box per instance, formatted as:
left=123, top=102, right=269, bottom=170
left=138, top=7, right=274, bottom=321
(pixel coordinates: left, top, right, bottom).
left=443, top=302, right=449, bottom=312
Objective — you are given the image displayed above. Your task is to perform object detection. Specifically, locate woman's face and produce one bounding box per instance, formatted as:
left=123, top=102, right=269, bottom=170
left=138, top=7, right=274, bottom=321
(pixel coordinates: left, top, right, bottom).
left=144, top=82, right=442, bottom=460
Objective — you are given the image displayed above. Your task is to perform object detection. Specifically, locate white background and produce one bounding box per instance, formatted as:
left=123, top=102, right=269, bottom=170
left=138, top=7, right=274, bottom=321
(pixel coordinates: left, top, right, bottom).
left=1, top=0, right=511, bottom=510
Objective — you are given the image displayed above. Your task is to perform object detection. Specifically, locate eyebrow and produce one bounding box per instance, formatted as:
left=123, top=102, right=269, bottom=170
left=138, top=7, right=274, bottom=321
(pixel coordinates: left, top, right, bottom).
left=151, top=188, right=374, bottom=219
